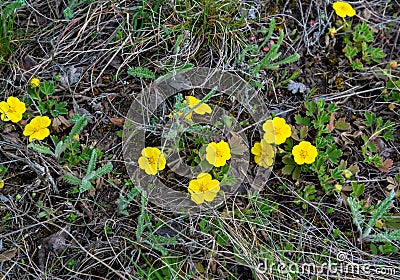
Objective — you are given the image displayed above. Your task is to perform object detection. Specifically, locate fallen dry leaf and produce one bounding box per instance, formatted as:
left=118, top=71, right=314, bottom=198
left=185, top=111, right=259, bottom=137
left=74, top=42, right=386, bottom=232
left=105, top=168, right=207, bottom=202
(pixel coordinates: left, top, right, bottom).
left=109, top=117, right=125, bottom=127
left=38, top=227, right=70, bottom=271
left=378, top=159, right=393, bottom=173
left=51, top=115, right=73, bottom=133
left=327, top=112, right=335, bottom=132
left=0, top=248, right=17, bottom=262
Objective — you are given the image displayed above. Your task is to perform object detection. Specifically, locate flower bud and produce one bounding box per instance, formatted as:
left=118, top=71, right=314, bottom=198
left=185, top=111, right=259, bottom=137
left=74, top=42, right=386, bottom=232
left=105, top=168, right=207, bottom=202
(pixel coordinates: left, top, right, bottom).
left=334, top=184, right=343, bottom=192
left=343, top=169, right=352, bottom=179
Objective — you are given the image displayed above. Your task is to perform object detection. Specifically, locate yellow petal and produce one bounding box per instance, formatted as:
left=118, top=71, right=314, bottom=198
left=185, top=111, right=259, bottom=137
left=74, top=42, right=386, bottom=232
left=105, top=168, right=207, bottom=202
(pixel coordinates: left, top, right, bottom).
left=138, top=157, right=155, bottom=175
left=189, top=179, right=202, bottom=193
left=251, top=142, right=261, bottom=156
left=30, top=128, right=50, bottom=141
left=38, top=116, right=51, bottom=128
left=8, top=112, right=23, bottom=123
left=190, top=193, right=205, bottom=204
left=203, top=190, right=218, bottom=202
left=194, top=103, right=212, bottom=115
left=206, top=143, right=217, bottom=165
left=23, top=123, right=35, bottom=136
left=6, top=96, right=20, bottom=107
left=158, top=154, right=166, bottom=171
left=0, top=101, right=9, bottom=113
left=185, top=96, right=200, bottom=108
left=207, top=180, right=220, bottom=193
left=217, top=141, right=231, bottom=161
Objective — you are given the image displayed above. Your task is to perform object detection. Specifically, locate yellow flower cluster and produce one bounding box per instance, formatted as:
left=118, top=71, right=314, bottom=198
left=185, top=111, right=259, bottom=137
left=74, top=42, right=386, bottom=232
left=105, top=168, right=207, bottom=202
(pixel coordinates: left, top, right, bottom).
left=0, top=90, right=51, bottom=142
left=138, top=140, right=230, bottom=204
left=139, top=95, right=228, bottom=205
left=251, top=117, right=319, bottom=168
left=250, top=117, right=291, bottom=168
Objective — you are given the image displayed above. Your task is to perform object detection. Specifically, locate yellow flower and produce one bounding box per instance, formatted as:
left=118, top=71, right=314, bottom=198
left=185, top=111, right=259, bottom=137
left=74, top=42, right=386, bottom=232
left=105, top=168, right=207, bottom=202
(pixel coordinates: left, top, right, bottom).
left=0, top=96, right=26, bottom=123
left=23, top=116, right=51, bottom=142
left=206, top=140, right=231, bottom=167
left=0, top=178, right=4, bottom=189
left=138, top=147, right=166, bottom=175
left=30, top=78, right=40, bottom=88
left=292, top=141, right=318, bottom=165
left=262, top=117, right=292, bottom=145
left=251, top=139, right=275, bottom=168
left=333, top=2, right=356, bottom=18
left=188, top=173, right=220, bottom=204
left=185, top=96, right=212, bottom=115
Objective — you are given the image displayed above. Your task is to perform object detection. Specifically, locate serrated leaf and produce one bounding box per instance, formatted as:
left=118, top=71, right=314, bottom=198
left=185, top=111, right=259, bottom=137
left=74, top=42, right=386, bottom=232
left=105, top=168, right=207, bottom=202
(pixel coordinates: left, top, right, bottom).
left=347, top=197, right=365, bottom=232
left=350, top=182, right=365, bottom=198
left=69, top=114, right=87, bottom=139
left=63, top=174, right=81, bottom=186
left=28, top=143, right=54, bottom=155
left=377, top=159, right=393, bottom=173
left=127, top=67, right=155, bottom=79
left=363, top=190, right=395, bottom=239
left=91, top=162, right=113, bottom=180
left=79, top=180, right=92, bottom=193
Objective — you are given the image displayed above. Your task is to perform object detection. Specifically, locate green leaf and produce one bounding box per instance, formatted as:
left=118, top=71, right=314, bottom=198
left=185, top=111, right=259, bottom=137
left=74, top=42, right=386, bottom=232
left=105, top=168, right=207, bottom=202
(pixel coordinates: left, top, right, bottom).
left=351, top=61, right=363, bottom=71
left=282, top=155, right=295, bottom=165
left=127, top=67, right=155, bottom=79
left=344, top=45, right=358, bottom=60
left=363, top=190, right=395, bottom=239
left=347, top=197, right=365, bottom=233
left=28, top=143, right=54, bottom=155
left=350, top=182, right=365, bottom=198
left=79, top=179, right=92, bottom=193
left=364, top=111, right=375, bottom=126
left=39, top=81, right=54, bottom=95
left=294, top=114, right=311, bottom=126
left=63, top=174, right=81, bottom=186
left=304, top=101, right=316, bottom=116
left=292, top=166, right=301, bottom=180
left=69, top=114, right=87, bottom=138
left=282, top=164, right=295, bottom=175
left=368, top=231, right=400, bottom=242
left=91, top=162, right=113, bottom=180
left=220, top=175, right=236, bottom=186
left=87, top=149, right=98, bottom=175
left=335, top=118, right=350, bottom=131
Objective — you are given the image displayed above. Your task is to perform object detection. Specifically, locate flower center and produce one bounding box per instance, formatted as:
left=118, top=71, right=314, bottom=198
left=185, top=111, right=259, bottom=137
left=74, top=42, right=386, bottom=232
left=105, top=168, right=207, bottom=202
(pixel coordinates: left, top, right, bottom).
left=8, top=106, right=16, bottom=113
left=198, top=182, right=207, bottom=193
left=300, top=149, right=308, bottom=158
left=148, top=157, right=157, bottom=165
